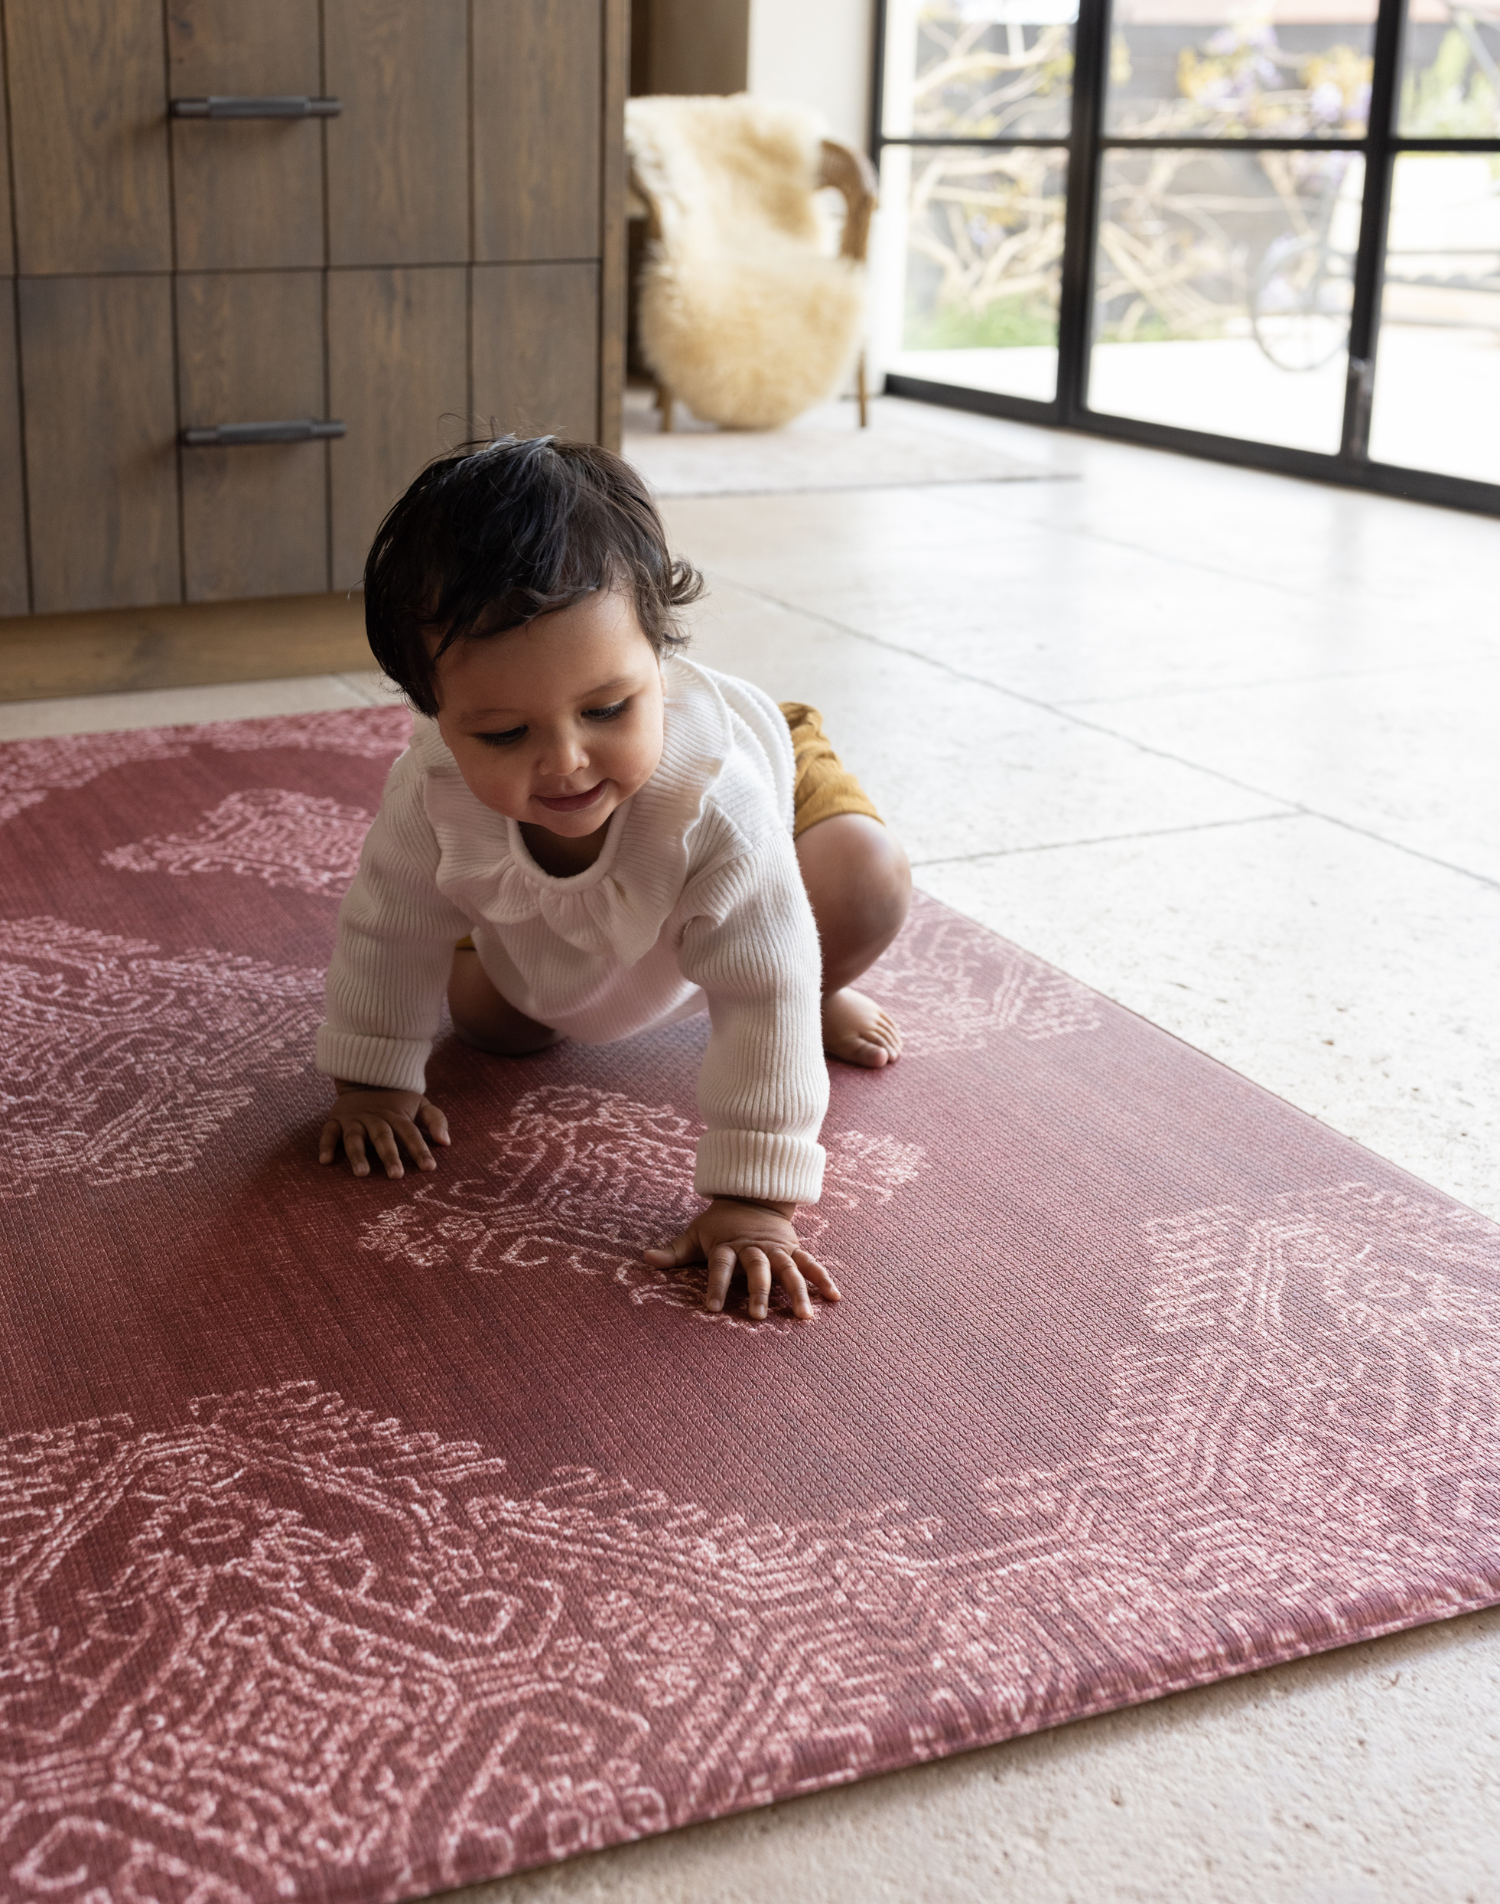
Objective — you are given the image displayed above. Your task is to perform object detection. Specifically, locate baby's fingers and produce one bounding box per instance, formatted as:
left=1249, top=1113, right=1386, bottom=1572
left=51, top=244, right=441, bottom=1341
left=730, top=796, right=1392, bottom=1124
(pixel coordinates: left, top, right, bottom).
left=741, top=1246, right=772, bottom=1321
left=416, top=1098, right=450, bottom=1146
left=342, top=1123, right=372, bottom=1178
left=704, top=1244, right=737, bottom=1313
left=390, top=1114, right=437, bottom=1173
left=643, top=1227, right=702, bottom=1270
left=318, top=1116, right=343, bottom=1166
left=793, top=1248, right=841, bottom=1303
left=367, top=1120, right=406, bottom=1179
left=769, top=1248, right=813, bottom=1320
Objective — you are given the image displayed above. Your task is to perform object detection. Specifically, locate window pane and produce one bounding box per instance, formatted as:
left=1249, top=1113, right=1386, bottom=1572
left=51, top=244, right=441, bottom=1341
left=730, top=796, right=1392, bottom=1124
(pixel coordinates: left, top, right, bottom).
left=1368, top=154, right=1500, bottom=484
left=1399, top=0, right=1500, bottom=137
left=1088, top=147, right=1364, bottom=451
left=876, top=144, right=1068, bottom=402
left=1106, top=0, right=1377, bottom=138
left=881, top=0, right=1077, bottom=140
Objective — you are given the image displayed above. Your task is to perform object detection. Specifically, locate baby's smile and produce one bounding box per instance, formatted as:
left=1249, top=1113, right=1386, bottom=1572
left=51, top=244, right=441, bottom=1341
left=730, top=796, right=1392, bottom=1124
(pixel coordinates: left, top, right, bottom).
left=534, top=781, right=608, bottom=814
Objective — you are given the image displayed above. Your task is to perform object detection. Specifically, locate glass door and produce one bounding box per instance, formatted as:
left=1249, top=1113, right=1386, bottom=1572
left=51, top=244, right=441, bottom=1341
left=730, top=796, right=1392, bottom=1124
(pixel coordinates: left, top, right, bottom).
left=872, top=0, right=1500, bottom=511
left=872, top=0, right=1080, bottom=410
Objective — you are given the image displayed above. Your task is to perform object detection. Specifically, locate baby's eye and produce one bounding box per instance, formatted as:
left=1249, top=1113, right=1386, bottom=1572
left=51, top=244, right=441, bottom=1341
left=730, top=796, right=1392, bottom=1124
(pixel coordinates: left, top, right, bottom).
left=582, top=700, right=628, bottom=722
left=476, top=725, right=526, bottom=747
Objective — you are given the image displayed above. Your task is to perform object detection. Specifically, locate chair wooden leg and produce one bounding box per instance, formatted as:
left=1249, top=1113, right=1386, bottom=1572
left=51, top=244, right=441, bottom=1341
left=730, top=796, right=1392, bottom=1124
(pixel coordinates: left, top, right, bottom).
left=656, top=382, right=674, bottom=432
left=856, top=350, right=869, bottom=429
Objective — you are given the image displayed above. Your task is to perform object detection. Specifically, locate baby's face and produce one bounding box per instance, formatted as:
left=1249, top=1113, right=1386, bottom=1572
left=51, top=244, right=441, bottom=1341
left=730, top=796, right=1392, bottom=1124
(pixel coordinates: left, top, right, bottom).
left=433, top=588, right=666, bottom=840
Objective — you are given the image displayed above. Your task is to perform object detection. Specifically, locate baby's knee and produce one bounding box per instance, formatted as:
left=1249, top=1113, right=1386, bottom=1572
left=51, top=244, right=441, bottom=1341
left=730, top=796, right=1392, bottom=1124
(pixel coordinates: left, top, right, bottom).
left=799, top=813, right=911, bottom=943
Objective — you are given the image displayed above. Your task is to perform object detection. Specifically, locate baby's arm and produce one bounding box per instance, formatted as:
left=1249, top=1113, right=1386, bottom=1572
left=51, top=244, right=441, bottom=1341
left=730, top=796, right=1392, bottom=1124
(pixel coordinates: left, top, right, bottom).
left=316, top=758, right=469, bottom=1178
left=656, top=833, right=834, bottom=1319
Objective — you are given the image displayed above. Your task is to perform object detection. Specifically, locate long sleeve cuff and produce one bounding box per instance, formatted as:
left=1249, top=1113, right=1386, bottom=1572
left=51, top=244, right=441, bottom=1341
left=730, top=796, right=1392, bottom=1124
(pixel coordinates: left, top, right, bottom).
left=315, top=1025, right=431, bottom=1095
left=694, top=1128, right=825, bottom=1206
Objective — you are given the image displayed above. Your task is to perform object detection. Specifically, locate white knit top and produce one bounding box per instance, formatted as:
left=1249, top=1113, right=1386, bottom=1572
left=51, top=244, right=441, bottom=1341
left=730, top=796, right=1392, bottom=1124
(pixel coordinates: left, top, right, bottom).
left=316, top=656, right=829, bottom=1204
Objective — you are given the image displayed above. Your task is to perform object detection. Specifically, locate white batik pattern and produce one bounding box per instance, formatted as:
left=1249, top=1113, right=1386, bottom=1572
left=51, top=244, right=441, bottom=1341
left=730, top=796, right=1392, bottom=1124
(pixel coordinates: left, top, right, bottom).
left=105, top=789, right=373, bottom=897
left=360, top=1085, right=926, bottom=1330
left=865, top=892, right=1100, bottom=1054
left=0, top=707, right=412, bottom=826
left=5, top=1189, right=1500, bottom=1899
left=0, top=918, right=325, bottom=1199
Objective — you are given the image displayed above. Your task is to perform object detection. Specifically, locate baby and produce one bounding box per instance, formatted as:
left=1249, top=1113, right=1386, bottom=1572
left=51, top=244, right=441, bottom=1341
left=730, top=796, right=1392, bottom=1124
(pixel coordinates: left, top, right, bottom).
left=317, top=436, right=911, bottom=1321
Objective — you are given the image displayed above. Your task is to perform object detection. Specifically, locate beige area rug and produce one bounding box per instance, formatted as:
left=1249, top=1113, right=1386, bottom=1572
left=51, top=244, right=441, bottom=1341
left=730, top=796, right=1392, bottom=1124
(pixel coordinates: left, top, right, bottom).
left=623, top=389, right=1063, bottom=497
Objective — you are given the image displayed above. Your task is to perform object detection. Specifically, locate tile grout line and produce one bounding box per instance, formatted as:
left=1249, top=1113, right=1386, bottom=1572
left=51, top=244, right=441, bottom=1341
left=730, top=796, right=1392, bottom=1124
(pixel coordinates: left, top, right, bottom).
left=716, top=575, right=1500, bottom=896
left=908, top=808, right=1303, bottom=869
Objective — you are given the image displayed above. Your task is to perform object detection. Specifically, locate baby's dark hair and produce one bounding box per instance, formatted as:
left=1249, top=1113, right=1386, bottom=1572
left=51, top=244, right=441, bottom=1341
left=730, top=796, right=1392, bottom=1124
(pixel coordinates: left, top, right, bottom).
left=364, top=435, right=704, bottom=716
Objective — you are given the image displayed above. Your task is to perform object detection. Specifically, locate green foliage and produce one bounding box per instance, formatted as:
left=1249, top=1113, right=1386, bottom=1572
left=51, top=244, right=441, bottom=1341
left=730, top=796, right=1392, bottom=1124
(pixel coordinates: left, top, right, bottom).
left=903, top=297, right=1058, bottom=350
left=1401, top=26, right=1500, bottom=136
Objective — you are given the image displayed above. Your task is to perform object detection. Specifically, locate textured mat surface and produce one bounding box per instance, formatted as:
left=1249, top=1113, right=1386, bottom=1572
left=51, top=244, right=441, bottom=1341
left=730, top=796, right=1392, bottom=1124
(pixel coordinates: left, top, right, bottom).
left=3, top=707, right=1500, bottom=1904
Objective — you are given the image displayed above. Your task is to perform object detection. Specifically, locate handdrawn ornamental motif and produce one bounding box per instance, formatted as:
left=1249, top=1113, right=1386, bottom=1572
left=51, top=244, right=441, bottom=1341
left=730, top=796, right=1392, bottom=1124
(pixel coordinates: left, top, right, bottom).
left=360, top=1084, right=927, bottom=1329
left=863, top=892, right=1100, bottom=1054
left=0, top=918, right=326, bottom=1199
left=105, top=789, right=374, bottom=897
left=5, top=1184, right=1500, bottom=1903
left=0, top=706, right=412, bottom=827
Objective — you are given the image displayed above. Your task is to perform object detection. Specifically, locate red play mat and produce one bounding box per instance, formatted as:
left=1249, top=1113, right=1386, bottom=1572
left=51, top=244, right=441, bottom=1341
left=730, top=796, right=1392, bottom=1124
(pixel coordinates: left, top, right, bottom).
left=3, top=707, right=1499, bottom=1902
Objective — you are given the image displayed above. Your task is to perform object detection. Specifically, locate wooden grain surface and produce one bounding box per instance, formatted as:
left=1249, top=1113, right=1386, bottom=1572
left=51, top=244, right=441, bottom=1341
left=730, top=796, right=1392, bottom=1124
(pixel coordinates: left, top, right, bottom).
left=325, top=0, right=469, bottom=267
left=0, top=287, right=28, bottom=615
left=19, top=276, right=181, bottom=614
left=0, top=43, right=13, bottom=279
left=328, top=267, right=468, bottom=588
left=176, top=270, right=329, bottom=601
left=6, top=0, right=172, bottom=275
left=472, top=262, right=601, bottom=443
left=474, top=0, right=603, bottom=263
left=0, top=592, right=371, bottom=700
left=599, top=0, right=629, bottom=451
left=167, top=0, right=325, bottom=271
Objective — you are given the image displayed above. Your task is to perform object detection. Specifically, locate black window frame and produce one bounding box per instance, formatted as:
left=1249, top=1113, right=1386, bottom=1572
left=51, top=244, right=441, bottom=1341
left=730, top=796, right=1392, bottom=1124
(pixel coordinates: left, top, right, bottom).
left=871, top=0, right=1500, bottom=517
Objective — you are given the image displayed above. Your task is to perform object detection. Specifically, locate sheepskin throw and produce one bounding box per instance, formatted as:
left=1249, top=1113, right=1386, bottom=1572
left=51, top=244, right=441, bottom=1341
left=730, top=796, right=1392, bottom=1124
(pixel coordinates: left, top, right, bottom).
left=626, top=95, right=867, bottom=431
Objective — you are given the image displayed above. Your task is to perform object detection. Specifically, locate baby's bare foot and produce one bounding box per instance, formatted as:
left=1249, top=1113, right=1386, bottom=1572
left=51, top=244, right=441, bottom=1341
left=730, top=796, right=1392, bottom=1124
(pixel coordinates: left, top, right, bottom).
left=822, top=988, right=902, bottom=1068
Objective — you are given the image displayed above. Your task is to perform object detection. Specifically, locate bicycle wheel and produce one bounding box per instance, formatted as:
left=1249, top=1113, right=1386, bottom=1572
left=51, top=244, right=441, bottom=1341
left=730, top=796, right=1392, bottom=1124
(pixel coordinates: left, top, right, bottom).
left=1251, top=232, right=1353, bottom=372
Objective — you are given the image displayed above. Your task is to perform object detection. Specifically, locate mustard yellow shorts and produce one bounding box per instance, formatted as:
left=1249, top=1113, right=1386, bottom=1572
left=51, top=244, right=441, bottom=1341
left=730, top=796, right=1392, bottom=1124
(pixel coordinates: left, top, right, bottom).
left=779, top=702, right=882, bottom=840
left=454, top=703, right=879, bottom=950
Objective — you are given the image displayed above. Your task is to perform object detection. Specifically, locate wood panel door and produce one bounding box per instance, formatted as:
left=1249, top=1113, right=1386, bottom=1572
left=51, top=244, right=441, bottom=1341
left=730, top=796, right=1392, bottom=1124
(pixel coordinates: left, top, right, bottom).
left=327, top=268, right=468, bottom=588
left=5, top=0, right=172, bottom=274
left=176, top=272, right=329, bottom=601
left=0, top=287, right=28, bottom=614
left=472, top=263, right=601, bottom=442
left=167, top=0, right=325, bottom=271
left=324, top=0, right=469, bottom=267
left=473, top=0, right=603, bottom=262
left=19, top=278, right=181, bottom=614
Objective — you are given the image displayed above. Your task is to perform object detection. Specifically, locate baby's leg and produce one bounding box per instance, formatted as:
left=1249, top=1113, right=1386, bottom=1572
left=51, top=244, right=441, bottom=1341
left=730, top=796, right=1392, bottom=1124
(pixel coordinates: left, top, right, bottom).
left=449, top=947, right=564, bottom=1056
left=795, top=813, right=911, bottom=1068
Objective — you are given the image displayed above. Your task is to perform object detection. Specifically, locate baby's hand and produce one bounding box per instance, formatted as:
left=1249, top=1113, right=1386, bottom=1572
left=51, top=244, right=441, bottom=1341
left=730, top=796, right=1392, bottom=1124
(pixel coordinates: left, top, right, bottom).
left=318, top=1083, right=450, bottom=1180
left=643, top=1197, right=841, bottom=1321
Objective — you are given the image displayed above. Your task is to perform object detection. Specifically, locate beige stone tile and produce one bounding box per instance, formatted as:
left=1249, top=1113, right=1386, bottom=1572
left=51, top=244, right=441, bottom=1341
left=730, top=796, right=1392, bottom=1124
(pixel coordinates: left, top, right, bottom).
left=0, top=673, right=375, bottom=741
left=1073, top=661, right=1500, bottom=884
left=682, top=581, right=1290, bottom=862
left=919, top=815, right=1499, bottom=1221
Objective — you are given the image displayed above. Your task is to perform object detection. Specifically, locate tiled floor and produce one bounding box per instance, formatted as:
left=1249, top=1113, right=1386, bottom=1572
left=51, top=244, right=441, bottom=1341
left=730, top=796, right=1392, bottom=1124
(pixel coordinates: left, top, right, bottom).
left=8, top=402, right=1497, bottom=1900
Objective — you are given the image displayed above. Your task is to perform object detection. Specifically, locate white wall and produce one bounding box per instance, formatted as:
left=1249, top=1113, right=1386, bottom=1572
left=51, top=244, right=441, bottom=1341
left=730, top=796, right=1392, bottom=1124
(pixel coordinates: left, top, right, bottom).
left=746, top=0, right=874, bottom=153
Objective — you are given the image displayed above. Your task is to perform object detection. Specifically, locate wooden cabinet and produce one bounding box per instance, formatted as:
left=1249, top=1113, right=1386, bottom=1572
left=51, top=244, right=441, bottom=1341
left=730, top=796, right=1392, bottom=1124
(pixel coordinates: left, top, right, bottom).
left=1, top=0, right=626, bottom=617
left=327, top=267, right=469, bottom=589
left=19, top=277, right=181, bottom=614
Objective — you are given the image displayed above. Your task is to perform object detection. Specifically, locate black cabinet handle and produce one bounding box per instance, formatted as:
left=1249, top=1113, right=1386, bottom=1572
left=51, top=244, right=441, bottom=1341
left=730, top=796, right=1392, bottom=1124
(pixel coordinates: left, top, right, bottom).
left=171, top=96, right=341, bottom=119
left=182, top=419, right=346, bottom=448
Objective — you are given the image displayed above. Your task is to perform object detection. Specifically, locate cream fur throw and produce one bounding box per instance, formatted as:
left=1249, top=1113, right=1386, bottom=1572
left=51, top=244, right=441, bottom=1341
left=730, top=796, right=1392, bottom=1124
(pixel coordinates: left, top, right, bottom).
left=626, top=94, right=866, bottom=431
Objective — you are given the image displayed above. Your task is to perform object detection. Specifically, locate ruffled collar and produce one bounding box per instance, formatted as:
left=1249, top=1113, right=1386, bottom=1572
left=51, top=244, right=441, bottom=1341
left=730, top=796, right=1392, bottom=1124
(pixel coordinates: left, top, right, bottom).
left=417, top=655, right=733, bottom=964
